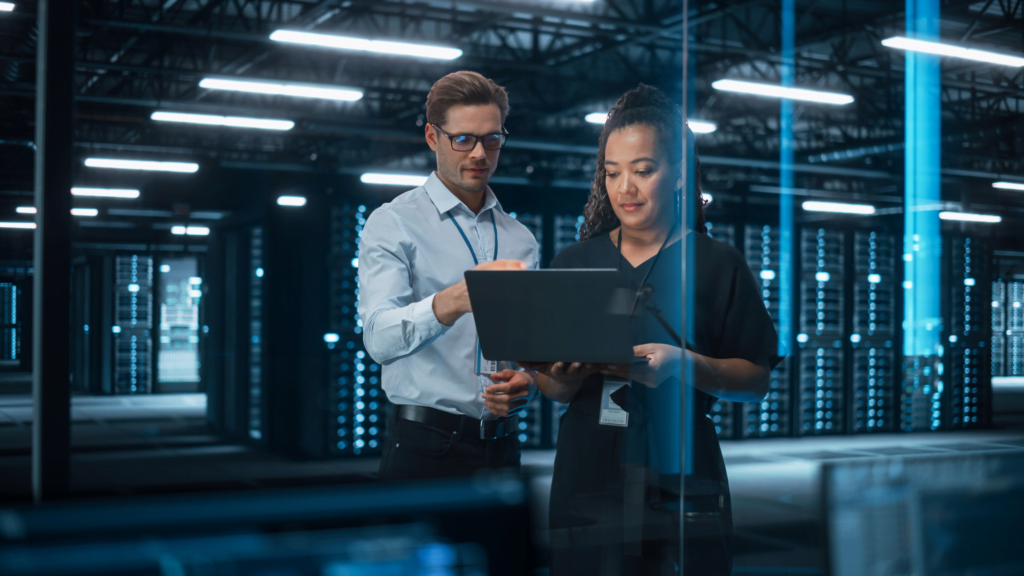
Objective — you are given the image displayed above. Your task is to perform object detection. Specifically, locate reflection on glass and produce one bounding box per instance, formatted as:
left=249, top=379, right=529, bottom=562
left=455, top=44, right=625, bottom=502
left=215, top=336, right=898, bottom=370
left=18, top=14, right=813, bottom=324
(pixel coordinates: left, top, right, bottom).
left=114, top=255, right=153, bottom=394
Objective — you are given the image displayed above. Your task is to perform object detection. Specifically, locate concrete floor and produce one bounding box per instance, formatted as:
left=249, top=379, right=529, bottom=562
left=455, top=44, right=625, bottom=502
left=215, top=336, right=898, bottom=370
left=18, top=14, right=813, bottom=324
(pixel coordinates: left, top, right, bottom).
left=3, top=392, right=1023, bottom=575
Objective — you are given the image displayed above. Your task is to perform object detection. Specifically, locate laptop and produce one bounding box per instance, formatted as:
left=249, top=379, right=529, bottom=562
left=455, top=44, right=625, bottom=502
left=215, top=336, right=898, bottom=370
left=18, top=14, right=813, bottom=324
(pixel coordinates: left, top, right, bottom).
left=464, top=269, right=635, bottom=363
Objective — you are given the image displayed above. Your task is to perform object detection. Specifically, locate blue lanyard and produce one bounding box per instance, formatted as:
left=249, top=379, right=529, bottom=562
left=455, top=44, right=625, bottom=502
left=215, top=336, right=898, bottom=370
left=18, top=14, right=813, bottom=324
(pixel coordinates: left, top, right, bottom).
left=449, top=210, right=498, bottom=265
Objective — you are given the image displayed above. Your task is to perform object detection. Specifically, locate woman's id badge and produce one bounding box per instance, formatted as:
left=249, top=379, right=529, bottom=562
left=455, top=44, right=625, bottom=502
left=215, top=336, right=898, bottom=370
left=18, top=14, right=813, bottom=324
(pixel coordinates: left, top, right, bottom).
left=599, top=376, right=630, bottom=427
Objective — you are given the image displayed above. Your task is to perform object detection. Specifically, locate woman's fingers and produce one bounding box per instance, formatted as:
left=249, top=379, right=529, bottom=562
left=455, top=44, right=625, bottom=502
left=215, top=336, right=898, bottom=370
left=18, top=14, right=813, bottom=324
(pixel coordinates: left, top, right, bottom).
left=633, top=344, right=655, bottom=357
left=550, top=362, right=566, bottom=376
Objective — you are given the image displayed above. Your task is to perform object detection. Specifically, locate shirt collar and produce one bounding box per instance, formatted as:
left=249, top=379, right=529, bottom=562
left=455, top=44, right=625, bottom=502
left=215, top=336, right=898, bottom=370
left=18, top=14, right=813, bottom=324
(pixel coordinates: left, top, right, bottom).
left=423, top=171, right=501, bottom=217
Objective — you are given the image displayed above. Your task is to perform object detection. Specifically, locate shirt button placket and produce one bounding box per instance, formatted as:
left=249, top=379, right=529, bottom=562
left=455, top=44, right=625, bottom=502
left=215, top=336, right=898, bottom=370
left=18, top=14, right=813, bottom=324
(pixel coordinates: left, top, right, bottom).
left=475, top=213, right=490, bottom=263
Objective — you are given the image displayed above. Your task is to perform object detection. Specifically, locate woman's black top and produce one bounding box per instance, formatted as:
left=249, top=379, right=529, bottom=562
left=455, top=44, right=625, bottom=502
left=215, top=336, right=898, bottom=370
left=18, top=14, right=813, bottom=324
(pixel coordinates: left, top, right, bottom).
left=548, top=230, right=781, bottom=575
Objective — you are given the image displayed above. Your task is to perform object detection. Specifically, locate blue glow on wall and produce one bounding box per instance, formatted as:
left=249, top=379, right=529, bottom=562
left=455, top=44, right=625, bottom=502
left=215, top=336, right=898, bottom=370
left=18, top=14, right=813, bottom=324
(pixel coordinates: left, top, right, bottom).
left=903, top=0, right=942, bottom=359
left=778, top=0, right=795, bottom=360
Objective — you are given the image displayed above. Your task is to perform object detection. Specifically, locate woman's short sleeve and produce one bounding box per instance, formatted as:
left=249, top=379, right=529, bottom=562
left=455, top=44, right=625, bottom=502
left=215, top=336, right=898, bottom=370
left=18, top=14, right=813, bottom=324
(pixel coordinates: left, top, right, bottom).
left=713, top=248, right=783, bottom=370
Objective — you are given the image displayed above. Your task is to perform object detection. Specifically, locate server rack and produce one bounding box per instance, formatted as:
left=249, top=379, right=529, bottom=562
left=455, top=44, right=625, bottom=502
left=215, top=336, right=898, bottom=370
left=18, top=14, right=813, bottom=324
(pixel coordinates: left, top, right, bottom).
left=1012, top=282, right=1024, bottom=375
left=266, top=193, right=340, bottom=458
left=0, top=262, right=32, bottom=377
left=946, top=235, right=991, bottom=429
left=247, top=227, right=266, bottom=440
left=204, top=216, right=288, bottom=448
left=69, top=264, right=89, bottom=392
left=742, top=224, right=792, bottom=438
left=112, top=255, right=154, bottom=394
left=1010, top=280, right=1023, bottom=375
left=851, top=230, right=898, bottom=433
left=69, top=256, right=111, bottom=395
left=1, top=279, right=26, bottom=368
left=992, top=278, right=1024, bottom=377
left=204, top=224, right=254, bottom=439
left=991, top=280, right=1007, bottom=376
left=155, top=256, right=203, bottom=392
left=329, top=204, right=386, bottom=456
left=797, top=227, right=846, bottom=435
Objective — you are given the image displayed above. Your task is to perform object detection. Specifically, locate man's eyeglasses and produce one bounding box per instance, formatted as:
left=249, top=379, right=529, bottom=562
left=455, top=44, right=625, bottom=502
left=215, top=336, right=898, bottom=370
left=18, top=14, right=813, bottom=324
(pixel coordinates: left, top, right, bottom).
left=431, top=123, right=508, bottom=151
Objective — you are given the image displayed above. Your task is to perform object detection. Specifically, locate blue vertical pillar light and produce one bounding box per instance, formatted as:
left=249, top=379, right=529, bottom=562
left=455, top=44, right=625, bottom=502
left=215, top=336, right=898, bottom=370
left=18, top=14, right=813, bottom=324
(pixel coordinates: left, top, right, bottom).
left=778, top=0, right=795, bottom=365
left=901, top=0, right=944, bottom=431
left=680, top=21, right=697, bottom=478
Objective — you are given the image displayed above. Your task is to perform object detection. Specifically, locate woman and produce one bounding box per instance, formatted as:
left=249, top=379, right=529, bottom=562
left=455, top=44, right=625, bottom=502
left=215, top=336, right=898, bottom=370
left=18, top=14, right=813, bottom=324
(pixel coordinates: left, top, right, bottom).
left=523, top=85, right=781, bottom=575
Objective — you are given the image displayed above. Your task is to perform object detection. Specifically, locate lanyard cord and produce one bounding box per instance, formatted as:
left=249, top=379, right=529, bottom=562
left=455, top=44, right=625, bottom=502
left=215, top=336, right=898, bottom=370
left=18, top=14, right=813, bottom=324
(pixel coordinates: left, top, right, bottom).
left=617, top=223, right=677, bottom=316
left=451, top=210, right=499, bottom=376
left=449, top=209, right=498, bottom=265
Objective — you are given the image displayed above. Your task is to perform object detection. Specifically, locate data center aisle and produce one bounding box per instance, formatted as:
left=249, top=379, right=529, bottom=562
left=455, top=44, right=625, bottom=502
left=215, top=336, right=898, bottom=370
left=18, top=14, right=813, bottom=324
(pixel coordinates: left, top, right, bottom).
left=0, top=394, right=379, bottom=502
left=0, top=393, right=211, bottom=455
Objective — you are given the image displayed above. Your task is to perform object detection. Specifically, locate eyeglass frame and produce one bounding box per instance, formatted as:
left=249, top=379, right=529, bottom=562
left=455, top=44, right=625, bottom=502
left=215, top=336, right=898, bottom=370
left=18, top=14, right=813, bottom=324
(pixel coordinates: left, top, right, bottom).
left=429, top=123, right=509, bottom=151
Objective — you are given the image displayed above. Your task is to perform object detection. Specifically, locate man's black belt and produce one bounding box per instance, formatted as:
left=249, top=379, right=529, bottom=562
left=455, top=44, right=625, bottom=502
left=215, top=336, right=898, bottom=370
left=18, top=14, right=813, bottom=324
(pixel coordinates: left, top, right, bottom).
left=395, top=405, right=518, bottom=440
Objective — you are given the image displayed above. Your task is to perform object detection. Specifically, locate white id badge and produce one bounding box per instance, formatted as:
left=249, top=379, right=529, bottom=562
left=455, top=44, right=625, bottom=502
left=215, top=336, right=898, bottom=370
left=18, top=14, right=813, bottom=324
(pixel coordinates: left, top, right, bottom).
left=599, top=376, right=630, bottom=427
left=476, top=341, right=498, bottom=375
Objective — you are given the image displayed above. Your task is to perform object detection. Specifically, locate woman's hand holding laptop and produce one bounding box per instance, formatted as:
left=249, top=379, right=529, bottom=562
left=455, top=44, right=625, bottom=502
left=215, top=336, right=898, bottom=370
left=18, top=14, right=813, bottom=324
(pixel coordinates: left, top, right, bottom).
left=600, top=343, right=682, bottom=388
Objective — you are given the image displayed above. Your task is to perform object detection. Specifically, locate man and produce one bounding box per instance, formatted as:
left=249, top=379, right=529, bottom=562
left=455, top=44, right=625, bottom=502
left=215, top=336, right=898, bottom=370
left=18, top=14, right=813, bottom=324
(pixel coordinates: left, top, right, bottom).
left=359, top=71, right=538, bottom=481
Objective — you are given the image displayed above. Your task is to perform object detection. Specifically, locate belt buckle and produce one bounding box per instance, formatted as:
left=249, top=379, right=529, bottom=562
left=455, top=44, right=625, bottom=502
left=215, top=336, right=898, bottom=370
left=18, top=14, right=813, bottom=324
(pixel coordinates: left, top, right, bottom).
left=481, top=418, right=507, bottom=440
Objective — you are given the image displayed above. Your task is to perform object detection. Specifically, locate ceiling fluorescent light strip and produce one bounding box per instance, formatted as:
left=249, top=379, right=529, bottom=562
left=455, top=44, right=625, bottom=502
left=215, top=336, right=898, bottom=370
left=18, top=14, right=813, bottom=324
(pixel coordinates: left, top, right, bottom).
left=881, top=37, right=1024, bottom=67
left=269, top=30, right=462, bottom=60
left=993, top=181, right=1024, bottom=191
left=938, top=211, right=1002, bottom=223
left=16, top=207, right=104, bottom=216
left=802, top=201, right=876, bottom=215
left=360, top=173, right=429, bottom=186
left=712, top=79, right=854, bottom=105
left=585, top=112, right=717, bottom=133
left=276, top=196, right=307, bottom=206
left=0, top=3, right=15, bottom=12
left=0, top=222, right=35, bottom=229
left=85, top=158, right=199, bottom=173
left=171, top=226, right=211, bottom=236
left=199, top=78, right=363, bottom=102
left=687, top=120, right=717, bottom=134
left=151, top=111, right=294, bottom=131
left=71, top=187, right=140, bottom=198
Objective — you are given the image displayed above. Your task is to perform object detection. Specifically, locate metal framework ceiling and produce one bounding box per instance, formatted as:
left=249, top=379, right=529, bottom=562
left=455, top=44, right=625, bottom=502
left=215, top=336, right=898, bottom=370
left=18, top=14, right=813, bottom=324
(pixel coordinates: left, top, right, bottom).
left=1, top=0, right=1023, bottom=214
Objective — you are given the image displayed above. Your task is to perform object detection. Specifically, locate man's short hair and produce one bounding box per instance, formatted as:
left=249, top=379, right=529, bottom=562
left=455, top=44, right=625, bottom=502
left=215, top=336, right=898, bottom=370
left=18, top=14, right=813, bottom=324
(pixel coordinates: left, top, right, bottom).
left=425, top=71, right=510, bottom=128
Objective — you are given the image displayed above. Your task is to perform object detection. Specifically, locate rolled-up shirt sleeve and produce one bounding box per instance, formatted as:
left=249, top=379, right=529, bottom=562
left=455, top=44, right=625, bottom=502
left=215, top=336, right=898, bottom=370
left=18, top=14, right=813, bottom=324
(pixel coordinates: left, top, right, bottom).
left=358, top=209, right=450, bottom=365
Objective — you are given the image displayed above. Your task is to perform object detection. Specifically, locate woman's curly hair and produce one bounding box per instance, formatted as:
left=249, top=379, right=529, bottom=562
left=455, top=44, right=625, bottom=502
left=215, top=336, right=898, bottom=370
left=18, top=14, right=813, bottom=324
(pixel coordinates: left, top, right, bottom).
left=577, top=84, right=707, bottom=241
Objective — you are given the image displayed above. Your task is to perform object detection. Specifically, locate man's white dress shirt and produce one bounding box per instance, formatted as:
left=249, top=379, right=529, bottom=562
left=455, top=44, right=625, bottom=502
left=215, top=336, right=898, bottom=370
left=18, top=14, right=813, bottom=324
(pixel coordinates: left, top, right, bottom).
left=358, top=172, right=539, bottom=419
